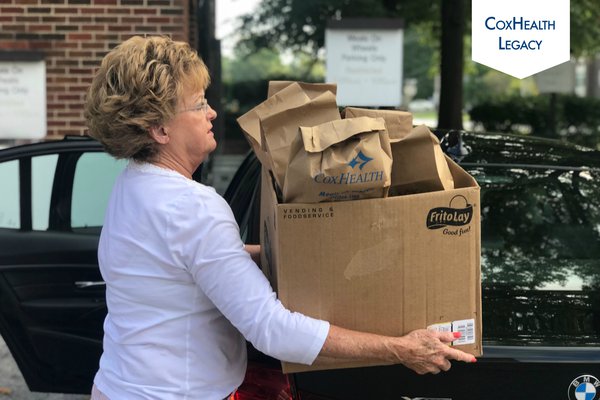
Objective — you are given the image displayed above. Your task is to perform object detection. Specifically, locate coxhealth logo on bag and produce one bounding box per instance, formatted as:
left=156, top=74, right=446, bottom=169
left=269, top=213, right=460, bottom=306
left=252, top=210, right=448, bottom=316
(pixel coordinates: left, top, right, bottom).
left=426, top=195, right=473, bottom=235
left=568, top=375, right=600, bottom=400
left=471, top=0, right=570, bottom=79
left=348, top=150, right=373, bottom=170
left=313, top=150, right=383, bottom=185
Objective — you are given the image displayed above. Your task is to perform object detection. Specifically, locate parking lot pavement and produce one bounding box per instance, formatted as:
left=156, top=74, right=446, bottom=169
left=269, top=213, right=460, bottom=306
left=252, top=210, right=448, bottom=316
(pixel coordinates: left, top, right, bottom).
left=0, top=336, right=89, bottom=400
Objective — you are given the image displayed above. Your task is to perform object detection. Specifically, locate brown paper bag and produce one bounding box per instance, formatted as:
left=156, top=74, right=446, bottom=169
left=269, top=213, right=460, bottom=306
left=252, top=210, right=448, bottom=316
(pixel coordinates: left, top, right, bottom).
left=237, top=82, right=312, bottom=168
left=389, top=125, right=454, bottom=196
left=283, top=117, right=392, bottom=203
left=343, top=107, right=413, bottom=140
left=268, top=81, right=337, bottom=98
left=259, top=90, right=340, bottom=190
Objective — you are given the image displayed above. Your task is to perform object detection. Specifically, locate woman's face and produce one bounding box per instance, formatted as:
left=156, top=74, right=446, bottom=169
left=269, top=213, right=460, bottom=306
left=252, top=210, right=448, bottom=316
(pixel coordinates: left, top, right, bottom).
left=162, top=90, right=217, bottom=171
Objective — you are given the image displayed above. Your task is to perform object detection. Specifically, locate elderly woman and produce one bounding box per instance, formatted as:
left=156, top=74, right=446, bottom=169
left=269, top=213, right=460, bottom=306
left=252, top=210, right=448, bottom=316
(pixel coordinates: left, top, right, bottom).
left=84, top=35, right=474, bottom=400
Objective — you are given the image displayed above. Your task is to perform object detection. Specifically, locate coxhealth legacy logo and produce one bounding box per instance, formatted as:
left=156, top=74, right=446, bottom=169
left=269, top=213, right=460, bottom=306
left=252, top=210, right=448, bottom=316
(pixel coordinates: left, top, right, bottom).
left=568, top=375, right=600, bottom=400
left=472, top=0, right=570, bottom=78
left=426, top=195, right=473, bottom=235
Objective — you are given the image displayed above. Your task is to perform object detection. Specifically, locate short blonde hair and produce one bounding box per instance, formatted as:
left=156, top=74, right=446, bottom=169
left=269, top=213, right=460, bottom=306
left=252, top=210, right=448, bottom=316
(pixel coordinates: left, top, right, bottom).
left=84, top=35, right=210, bottom=161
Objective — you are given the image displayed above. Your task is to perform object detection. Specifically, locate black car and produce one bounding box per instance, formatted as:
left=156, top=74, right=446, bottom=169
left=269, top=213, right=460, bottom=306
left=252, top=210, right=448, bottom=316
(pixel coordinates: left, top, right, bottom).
left=0, top=131, right=599, bottom=400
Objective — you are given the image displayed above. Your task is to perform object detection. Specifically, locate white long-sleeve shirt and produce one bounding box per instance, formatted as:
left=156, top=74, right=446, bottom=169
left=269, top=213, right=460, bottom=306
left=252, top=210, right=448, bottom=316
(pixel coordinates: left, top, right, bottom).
left=93, top=161, right=329, bottom=400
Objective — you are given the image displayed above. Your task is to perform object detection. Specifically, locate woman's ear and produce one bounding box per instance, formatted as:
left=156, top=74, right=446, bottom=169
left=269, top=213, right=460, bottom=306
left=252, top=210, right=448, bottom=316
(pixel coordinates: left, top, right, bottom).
left=149, top=125, right=169, bottom=144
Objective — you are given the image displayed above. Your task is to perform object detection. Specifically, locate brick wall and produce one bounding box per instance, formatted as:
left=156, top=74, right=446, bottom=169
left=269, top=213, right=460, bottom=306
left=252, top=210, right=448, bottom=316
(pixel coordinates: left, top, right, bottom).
left=0, top=0, right=193, bottom=139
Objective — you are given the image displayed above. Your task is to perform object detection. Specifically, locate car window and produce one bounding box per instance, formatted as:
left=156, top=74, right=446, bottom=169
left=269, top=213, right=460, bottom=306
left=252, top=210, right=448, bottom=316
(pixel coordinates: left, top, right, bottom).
left=0, top=159, right=20, bottom=228
left=71, top=152, right=127, bottom=230
left=0, top=155, right=58, bottom=230
left=32, top=154, right=58, bottom=230
left=469, top=165, right=600, bottom=346
left=473, top=166, right=600, bottom=291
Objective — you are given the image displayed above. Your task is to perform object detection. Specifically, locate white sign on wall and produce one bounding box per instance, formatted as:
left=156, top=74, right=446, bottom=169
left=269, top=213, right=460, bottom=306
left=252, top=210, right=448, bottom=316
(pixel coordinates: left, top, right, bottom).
left=0, top=60, right=46, bottom=139
left=326, top=19, right=404, bottom=107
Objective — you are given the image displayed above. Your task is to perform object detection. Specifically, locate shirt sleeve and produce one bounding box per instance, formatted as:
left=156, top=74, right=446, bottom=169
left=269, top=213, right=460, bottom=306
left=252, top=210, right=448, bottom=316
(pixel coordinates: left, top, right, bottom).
left=166, top=186, right=329, bottom=365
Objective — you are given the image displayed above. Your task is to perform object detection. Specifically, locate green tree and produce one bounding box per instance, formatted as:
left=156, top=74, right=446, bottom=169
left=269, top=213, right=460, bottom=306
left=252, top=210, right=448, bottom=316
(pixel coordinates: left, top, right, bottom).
left=236, top=0, right=465, bottom=127
left=223, top=48, right=290, bottom=83
left=235, top=0, right=600, bottom=129
left=571, top=0, right=600, bottom=57
left=438, top=0, right=465, bottom=129
left=403, top=26, right=436, bottom=99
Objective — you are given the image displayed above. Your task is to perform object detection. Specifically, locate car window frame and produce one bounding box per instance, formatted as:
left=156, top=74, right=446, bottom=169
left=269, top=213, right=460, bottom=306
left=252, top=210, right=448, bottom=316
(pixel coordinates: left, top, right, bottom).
left=0, top=138, right=107, bottom=233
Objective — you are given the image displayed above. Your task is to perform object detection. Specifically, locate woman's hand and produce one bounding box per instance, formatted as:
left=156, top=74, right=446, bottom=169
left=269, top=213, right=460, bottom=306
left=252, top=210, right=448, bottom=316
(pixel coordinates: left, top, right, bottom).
left=389, top=329, right=476, bottom=374
left=317, top=325, right=476, bottom=374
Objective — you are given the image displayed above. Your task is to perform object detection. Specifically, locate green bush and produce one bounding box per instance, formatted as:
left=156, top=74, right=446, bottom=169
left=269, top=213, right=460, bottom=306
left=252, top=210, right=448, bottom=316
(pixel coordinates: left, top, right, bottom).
left=469, top=94, right=600, bottom=149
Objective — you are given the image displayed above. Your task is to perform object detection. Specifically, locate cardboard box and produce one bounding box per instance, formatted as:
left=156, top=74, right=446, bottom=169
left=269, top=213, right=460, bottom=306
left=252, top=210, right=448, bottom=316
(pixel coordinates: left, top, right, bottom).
left=260, top=156, right=482, bottom=373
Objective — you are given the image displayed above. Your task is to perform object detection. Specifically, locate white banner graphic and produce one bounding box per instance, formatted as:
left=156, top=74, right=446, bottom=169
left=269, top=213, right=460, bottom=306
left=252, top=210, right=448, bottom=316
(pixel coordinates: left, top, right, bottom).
left=472, top=0, right=570, bottom=79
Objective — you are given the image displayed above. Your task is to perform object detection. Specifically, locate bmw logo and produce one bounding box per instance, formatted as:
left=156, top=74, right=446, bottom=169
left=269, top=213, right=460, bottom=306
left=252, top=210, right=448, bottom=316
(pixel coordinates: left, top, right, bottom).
left=568, top=375, right=600, bottom=400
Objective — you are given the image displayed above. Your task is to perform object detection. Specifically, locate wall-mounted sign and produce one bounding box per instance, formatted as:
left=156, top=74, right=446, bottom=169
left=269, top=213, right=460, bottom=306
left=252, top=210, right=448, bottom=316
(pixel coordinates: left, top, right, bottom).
left=326, top=18, right=404, bottom=107
left=0, top=52, right=46, bottom=139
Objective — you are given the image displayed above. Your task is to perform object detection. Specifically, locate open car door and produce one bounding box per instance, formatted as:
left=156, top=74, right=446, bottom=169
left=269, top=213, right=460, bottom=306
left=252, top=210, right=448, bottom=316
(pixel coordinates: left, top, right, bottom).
left=0, top=138, right=126, bottom=394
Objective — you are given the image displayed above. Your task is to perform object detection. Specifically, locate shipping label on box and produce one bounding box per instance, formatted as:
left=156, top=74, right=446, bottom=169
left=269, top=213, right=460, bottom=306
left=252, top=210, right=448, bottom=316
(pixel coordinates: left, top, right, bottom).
left=260, top=157, right=482, bottom=373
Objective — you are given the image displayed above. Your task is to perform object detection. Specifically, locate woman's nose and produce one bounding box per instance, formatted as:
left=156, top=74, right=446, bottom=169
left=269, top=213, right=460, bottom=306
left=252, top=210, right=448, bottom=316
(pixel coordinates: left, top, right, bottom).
left=207, top=105, right=217, bottom=120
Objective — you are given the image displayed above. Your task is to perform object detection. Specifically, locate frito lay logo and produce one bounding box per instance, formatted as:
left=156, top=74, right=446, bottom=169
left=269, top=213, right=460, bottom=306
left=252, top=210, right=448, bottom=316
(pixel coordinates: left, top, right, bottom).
left=426, top=195, right=473, bottom=229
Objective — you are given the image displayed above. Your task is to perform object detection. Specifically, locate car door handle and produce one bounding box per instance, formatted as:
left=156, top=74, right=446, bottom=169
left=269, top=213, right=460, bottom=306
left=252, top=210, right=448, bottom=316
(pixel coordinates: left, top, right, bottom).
left=75, top=281, right=106, bottom=289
